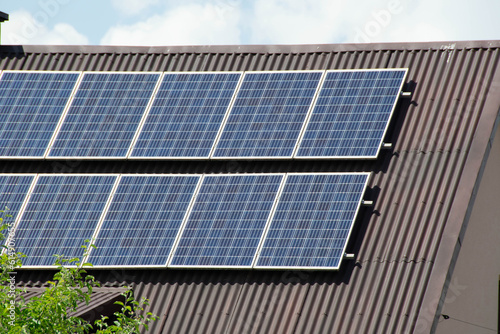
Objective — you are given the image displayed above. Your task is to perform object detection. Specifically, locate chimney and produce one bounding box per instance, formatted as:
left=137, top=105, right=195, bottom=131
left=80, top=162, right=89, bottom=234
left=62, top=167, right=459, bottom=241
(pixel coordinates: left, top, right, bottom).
left=0, top=11, right=9, bottom=45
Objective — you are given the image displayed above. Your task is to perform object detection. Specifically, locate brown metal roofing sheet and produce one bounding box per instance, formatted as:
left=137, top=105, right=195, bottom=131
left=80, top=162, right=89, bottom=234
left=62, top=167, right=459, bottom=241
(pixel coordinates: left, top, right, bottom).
left=17, top=286, right=126, bottom=319
left=5, top=40, right=500, bottom=334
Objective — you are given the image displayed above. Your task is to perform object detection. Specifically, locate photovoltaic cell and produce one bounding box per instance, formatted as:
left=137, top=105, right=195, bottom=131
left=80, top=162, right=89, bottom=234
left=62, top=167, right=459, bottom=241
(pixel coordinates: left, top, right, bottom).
left=0, top=72, right=79, bottom=157
left=170, top=174, right=283, bottom=267
left=295, top=69, right=407, bottom=158
left=256, top=173, right=368, bottom=269
left=0, top=175, right=34, bottom=246
left=14, top=175, right=117, bottom=266
left=212, top=71, right=322, bottom=158
left=48, top=73, right=160, bottom=158
left=131, top=72, right=241, bottom=158
left=88, top=175, right=200, bottom=267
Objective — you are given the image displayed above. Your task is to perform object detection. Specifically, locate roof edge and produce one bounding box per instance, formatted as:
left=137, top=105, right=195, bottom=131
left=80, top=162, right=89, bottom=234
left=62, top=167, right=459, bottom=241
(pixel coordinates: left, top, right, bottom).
left=0, top=11, right=8, bottom=22
left=1, top=40, right=500, bottom=55
left=413, top=48, right=500, bottom=334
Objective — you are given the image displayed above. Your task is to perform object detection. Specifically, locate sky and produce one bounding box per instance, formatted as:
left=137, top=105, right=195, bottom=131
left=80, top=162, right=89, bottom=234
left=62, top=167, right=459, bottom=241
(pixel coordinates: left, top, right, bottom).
left=1, top=0, right=500, bottom=46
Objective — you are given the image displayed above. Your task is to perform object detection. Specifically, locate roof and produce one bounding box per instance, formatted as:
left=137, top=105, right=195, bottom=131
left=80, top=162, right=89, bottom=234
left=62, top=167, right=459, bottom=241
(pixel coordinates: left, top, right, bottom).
left=5, top=40, right=500, bottom=334
left=18, top=286, right=126, bottom=321
left=0, top=11, right=8, bottom=22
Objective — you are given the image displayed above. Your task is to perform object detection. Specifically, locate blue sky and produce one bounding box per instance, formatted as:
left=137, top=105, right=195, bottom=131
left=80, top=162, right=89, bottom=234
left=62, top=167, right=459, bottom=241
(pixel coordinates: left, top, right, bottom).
left=2, top=0, right=500, bottom=46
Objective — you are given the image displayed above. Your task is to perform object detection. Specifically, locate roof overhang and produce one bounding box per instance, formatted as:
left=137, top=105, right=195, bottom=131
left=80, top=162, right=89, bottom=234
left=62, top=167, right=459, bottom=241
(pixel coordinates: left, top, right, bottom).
left=0, top=11, right=9, bottom=22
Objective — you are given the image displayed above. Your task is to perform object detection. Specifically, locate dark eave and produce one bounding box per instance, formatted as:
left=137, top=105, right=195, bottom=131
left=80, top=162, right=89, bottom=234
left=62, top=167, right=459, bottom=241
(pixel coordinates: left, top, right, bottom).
left=0, top=11, right=8, bottom=22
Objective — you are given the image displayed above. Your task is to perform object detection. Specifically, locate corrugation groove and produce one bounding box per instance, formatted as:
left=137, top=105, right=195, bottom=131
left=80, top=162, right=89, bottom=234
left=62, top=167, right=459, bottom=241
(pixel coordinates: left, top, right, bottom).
left=412, top=50, right=444, bottom=151
left=229, top=274, right=279, bottom=333
left=422, top=152, right=465, bottom=259
left=387, top=263, right=419, bottom=333
left=420, top=50, right=455, bottom=152
left=378, top=262, right=407, bottom=333
left=388, top=261, right=416, bottom=332
left=134, top=282, right=170, bottom=334
left=429, top=49, right=466, bottom=152
left=401, top=153, right=445, bottom=259
left=395, top=50, right=426, bottom=150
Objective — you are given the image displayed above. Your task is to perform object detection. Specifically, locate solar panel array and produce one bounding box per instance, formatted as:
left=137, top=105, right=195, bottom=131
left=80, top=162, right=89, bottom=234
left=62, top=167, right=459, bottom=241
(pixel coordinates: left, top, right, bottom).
left=4, top=173, right=368, bottom=269
left=48, top=72, right=160, bottom=158
left=0, top=174, right=35, bottom=246
left=0, top=69, right=406, bottom=160
left=296, top=70, right=407, bottom=158
left=131, top=72, right=241, bottom=158
left=0, top=175, right=34, bottom=215
left=0, top=72, right=79, bottom=157
left=14, top=175, right=117, bottom=267
left=211, top=71, right=322, bottom=158
left=88, top=175, right=200, bottom=267
left=170, top=174, right=283, bottom=268
left=256, top=174, right=368, bottom=269
left=1, top=67, right=399, bottom=270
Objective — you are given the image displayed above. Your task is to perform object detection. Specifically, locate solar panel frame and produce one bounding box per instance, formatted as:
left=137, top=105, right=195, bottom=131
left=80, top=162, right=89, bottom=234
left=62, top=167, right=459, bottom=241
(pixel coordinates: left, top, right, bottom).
left=45, top=71, right=162, bottom=160
left=168, top=173, right=285, bottom=269
left=165, top=175, right=204, bottom=266
left=0, top=70, right=81, bottom=159
left=250, top=173, right=288, bottom=267
left=125, top=72, right=166, bottom=159
left=43, top=71, right=84, bottom=158
left=210, top=70, right=324, bottom=160
left=254, top=172, right=370, bottom=270
left=294, top=68, right=408, bottom=159
left=14, top=173, right=119, bottom=269
left=85, top=174, right=202, bottom=268
left=128, top=71, right=244, bottom=160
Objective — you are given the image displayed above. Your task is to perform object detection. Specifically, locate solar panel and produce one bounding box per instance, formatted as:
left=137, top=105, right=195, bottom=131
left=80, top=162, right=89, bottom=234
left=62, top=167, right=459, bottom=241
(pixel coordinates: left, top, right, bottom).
left=14, top=175, right=117, bottom=267
left=255, top=173, right=369, bottom=269
left=169, top=174, right=284, bottom=268
left=211, top=71, right=322, bottom=159
left=130, top=72, right=242, bottom=159
left=47, top=72, right=160, bottom=158
left=0, top=174, right=35, bottom=246
left=295, top=69, right=407, bottom=159
left=88, top=175, right=200, bottom=267
left=0, top=71, right=79, bottom=158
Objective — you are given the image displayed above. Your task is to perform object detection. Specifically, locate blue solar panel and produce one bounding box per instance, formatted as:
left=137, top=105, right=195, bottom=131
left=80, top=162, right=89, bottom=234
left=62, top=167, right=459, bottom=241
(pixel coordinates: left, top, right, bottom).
left=0, top=175, right=34, bottom=246
left=14, top=175, right=117, bottom=266
left=130, top=72, right=241, bottom=158
left=295, top=69, right=407, bottom=158
left=0, top=71, right=79, bottom=157
left=212, top=71, right=322, bottom=158
left=48, top=73, right=160, bottom=158
left=170, top=174, right=283, bottom=267
left=88, top=175, right=200, bottom=267
left=255, top=173, right=368, bottom=269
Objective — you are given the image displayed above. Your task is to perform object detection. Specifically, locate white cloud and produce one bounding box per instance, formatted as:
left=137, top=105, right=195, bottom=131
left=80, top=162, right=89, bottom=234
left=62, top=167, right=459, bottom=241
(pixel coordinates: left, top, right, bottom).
left=248, top=0, right=500, bottom=45
left=3, top=10, right=89, bottom=45
left=249, top=0, right=347, bottom=44
left=247, top=0, right=411, bottom=45
left=344, top=0, right=500, bottom=43
left=385, top=22, right=448, bottom=44
left=111, top=0, right=159, bottom=16
left=101, top=2, right=241, bottom=46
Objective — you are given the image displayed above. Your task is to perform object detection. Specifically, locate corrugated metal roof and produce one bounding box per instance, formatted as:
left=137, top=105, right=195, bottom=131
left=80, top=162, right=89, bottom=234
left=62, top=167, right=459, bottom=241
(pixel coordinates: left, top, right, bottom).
left=4, top=40, right=500, bottom=334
